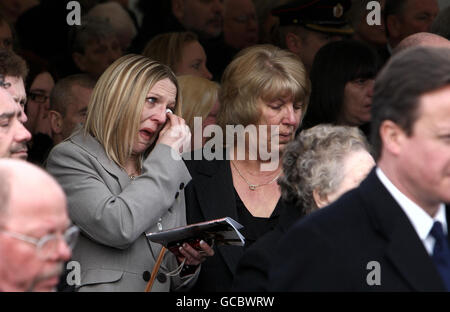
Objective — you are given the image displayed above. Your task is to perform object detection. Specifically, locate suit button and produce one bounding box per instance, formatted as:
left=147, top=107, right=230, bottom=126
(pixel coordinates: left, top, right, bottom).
left=157, top=273, right=167, bottom=283
left=179, top=183, right=185, bottom=190
left=175, top=191, right=179, bottom=199
left=143, top=271, right=151, bottom=282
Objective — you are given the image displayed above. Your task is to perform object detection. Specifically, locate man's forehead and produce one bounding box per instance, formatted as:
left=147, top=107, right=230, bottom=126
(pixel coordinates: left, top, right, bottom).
left=3, top=76, right=25, bottom=101
left=404, top=0, right=438, bottom=13
left=0, top=87, right=16, bottom=111
left=4, top=76, right=25, bottom=89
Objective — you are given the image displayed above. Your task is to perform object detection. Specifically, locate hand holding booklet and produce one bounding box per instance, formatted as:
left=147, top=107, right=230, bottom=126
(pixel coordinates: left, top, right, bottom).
left=146, top=217, right=245, bottom=256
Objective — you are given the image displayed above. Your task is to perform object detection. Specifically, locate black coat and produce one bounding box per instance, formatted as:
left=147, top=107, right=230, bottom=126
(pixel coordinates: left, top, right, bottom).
left=269, top=168, right=449, bottom=291
left=184, top=157, right=246, bottom=292
left=184, top=154, right=285, bottom=291
left=232, top=204, right=303, bottom=291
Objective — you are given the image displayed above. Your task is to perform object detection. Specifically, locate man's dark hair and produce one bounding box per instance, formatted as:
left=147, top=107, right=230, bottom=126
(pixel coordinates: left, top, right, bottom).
left=0, top=49, right=28, bottom=80
left=49, top=74, right=96, bottom=116
left=69, top=15, right=117, bottom=54
left=431, top=6, right=450, bottom=40
left=384, top=0, right=408, bottom=38
left=371, top=47, right=450, bottom=160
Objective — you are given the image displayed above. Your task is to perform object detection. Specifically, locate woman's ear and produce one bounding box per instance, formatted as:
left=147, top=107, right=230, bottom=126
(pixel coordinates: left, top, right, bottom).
left=312, top=188, right=330, bottom=209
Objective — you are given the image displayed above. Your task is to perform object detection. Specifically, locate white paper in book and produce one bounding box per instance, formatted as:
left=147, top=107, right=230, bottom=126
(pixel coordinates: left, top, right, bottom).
left=146, top=217, right=245, bottom=251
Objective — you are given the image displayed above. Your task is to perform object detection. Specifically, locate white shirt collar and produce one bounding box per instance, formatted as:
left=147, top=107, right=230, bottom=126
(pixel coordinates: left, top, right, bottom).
left=376, top=167, right=447, bottom=242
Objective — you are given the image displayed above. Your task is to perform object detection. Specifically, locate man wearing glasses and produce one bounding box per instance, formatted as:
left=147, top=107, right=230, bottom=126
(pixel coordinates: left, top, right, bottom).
left=0, top=158, right=78, bottom=291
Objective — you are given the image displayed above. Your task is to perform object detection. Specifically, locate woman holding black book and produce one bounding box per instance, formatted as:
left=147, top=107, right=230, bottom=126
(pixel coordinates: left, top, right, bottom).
left=184, top=44, right=310, bottom=291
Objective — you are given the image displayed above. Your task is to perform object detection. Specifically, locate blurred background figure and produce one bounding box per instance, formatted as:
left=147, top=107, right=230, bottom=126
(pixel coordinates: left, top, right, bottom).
left=431, top=5, right=450, bottom=40
left=25, top=73, right=96, bottom=166
left=19, top=53, right=57, bottom=165
left=185, top=44, right=310, bottom=292
left=143, top=31, right=212, bottom=80
left=0, top=0, right=38, bottom=25
left=272, top=0, right=354, bottom=74
left=0, top=12, right=14, bottom=51
left=171, top=0, right=224, bottom=40
left=301, top=40, right=381, bottom=138
left=253, top=0, right=291, bottom=45
left=87, top=1, right=138, bottom=53
left=385, top=0, right=439, bottom=51
left=70, top=16, right=123, bottom=80
left=23, top=57, right=55, bottom=137
left=49, top=74, right=95, bottom=146
left=0, top=158, right=77, bottom=292
left=348, top=0, right=388, bottom=62
left=232, top=124, right=375, bottom=291
left=14, top=1, right=100, bottom=79
left=178, top=74, right=220, bottom=149
left=134, top=0, right=223, bottom=52
left=223, top=0, right=259, bottom=51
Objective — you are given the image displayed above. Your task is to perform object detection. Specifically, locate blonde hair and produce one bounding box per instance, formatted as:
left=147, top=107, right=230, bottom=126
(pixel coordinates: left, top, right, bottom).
left=178, top=75, right=220, bottom=133
left=84, top=54, right=179, bottom=169
left=142, top=31, right=198, bottom=73
left=217, top=44, right=310, bottom=131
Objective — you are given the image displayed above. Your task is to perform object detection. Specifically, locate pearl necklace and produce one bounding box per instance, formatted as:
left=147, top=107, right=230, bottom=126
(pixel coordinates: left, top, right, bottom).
left=231, top=161, right=281, bottom=191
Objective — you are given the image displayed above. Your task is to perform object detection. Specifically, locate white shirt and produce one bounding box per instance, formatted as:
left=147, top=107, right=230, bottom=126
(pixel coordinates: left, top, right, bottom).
left=376, top=168, right=448, bottom=256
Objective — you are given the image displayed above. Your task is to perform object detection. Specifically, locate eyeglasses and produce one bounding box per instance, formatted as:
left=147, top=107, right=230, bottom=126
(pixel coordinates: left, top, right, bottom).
left=28, top=92, right=49, bottom=104
left=0, top=225, right=79, bottom=260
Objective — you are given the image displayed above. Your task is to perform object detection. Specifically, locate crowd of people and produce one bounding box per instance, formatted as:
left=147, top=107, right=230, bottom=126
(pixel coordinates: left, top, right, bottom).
left=0, top=0, right=449, bottom=293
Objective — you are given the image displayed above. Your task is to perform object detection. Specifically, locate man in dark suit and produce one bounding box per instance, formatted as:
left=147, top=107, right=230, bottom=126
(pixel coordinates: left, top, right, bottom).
left=269, top=46, right=450, bottom=291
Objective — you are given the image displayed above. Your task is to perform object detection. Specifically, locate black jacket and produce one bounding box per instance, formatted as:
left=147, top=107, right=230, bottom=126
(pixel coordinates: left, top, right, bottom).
left=232, top=204, right=303, bottom=291
left=269, top=168, right=449, bottom=291
left=184, top=154, right=284, bottom=291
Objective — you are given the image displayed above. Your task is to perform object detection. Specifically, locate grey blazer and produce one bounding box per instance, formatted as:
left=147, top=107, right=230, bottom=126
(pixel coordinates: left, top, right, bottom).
left=46, top=130, right=194, bottom=292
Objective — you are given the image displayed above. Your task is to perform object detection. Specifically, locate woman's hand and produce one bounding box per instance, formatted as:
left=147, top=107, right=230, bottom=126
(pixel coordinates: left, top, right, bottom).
left=156, top=111, right=191, bottom=154
left=33, top=101, right=52, bottom=136
left=176, top=240, right=215, bottom=266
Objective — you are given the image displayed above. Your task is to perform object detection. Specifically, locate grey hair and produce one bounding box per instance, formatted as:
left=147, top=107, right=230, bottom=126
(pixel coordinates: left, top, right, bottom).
left=279, top=124, right=371, bottom=214
left=69, top=15, right=117, bottom=54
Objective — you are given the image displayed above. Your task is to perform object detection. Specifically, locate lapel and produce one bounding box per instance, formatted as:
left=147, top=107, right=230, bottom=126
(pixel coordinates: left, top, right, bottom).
left=190, top=152, right=243, bottom=273
left=447, top=206, right=450, bottom=246
left=70, top=130, right=130, bottom=189
left=360, top=169, right=446, bottom=291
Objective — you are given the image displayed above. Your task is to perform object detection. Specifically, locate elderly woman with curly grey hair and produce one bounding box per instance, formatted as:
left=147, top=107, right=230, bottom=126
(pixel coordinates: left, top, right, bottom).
left=232, top=124, right=375, bottom=291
